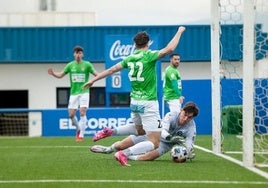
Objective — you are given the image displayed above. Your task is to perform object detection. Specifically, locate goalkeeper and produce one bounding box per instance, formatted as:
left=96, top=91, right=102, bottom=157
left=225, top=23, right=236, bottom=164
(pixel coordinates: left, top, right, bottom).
left=90, top=102, right=199, bottom=161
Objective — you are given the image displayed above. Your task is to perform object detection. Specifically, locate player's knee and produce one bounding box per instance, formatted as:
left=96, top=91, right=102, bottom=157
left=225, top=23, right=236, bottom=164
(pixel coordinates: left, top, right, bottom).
left=79, top=108, right=87, bottom=116
left=68, top=110, right=76, bottom=118
left=148, top=134, right=161, bottom=148
left=147, top=139, right=159, bottom=149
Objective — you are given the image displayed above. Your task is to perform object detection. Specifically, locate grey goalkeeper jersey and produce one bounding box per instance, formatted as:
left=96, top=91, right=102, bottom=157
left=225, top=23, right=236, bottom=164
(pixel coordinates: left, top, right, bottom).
left=160, top=111, right=196, bottom=150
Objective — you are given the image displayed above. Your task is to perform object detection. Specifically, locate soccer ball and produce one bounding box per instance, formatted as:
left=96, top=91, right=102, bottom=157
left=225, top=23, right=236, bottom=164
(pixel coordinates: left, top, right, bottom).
left=170, top=145, right=187, bottom=163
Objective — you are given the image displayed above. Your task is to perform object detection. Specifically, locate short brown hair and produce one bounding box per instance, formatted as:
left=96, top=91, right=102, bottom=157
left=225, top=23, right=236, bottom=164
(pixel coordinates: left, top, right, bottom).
left=182, top=102, right=199, bottom=117
left=73, top=45, right=84, bottom=53
left=133, top=31, right=150, bottom=49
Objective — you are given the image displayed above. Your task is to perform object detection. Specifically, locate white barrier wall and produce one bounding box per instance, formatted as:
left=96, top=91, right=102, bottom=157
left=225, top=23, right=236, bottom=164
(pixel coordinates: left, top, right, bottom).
left=0, top=62, right=210, bottom=109
left=0, top=12, right=95, bottom=26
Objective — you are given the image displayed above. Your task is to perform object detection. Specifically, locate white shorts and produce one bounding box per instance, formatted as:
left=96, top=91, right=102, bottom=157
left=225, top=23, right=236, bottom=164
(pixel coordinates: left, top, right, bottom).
left=166, top=99, right=182, bottom=113
left=130, top=99, right=162, bottom=132
left=68, top=93, right=89, bottom=109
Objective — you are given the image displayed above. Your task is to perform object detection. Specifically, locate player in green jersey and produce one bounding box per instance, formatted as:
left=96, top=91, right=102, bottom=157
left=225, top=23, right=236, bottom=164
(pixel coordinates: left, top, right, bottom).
left=84, top=26, right=186, bottom=166
left=163, top=53, right=184, bottom=113
left=48, top=45, right=98, bottom=142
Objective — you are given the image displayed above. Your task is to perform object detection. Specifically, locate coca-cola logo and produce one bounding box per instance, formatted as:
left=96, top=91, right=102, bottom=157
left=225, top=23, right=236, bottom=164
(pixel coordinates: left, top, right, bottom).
left=109, top=39, right=153, bottom=61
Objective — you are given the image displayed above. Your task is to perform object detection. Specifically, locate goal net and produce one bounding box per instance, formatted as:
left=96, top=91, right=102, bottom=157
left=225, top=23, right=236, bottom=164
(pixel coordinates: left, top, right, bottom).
left=211, top=0, right=268, bottom=169
left=0, top=109, right=42, bottom=137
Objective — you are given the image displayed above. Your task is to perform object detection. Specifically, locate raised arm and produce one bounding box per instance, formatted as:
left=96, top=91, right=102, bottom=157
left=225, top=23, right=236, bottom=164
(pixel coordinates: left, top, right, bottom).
left=83, top=62, right=123, bottom=88
left=158, top=26, right=186, bottom=59
left=48, top=68, right=66, bottom=78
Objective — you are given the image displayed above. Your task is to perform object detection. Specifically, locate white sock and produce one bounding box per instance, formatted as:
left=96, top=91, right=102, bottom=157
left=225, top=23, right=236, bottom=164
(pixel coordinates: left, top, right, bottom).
left=110, top=143, right=117, bottom=152
left=79, top=115, right=87, bottom=138
left=128, top=155, right=138, bottom=161
left=105, top=143, right=117, bottom=153
left=114, top=124, right=138, bottom=135
left=71, top=116, right=79, bottom=129
left=123, top=141, right=154, bottom=156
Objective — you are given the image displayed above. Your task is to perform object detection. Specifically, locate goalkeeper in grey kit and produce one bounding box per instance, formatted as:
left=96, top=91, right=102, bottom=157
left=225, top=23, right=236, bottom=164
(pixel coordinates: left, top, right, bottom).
left=90, top=102, right=199, bottom=161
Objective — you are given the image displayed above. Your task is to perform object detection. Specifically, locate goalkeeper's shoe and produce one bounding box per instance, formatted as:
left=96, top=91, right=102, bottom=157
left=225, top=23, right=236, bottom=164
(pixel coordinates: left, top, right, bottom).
left=92, top=127, right=114, bottom=142
left=114, top=151, right=130, bottom=166
left=90, top=145, right=114, bottom=154
left=75, top=130, right=83, bottom=142
left=170, top=135, right=185, bottom=143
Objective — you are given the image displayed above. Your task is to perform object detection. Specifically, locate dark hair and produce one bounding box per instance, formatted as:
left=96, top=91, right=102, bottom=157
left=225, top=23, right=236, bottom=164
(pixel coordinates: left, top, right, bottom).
left=182, top=102, right=199, bottom=117
left=133, top=31, right=150, bottom=49
left=73, top=45, right=84, bottom=53
left=170, top=53, right=180, bottom=59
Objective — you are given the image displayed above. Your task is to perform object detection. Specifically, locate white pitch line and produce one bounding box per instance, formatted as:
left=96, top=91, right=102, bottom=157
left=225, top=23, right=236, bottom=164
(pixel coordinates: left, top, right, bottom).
left=0, top=146, right=88, bottom=149
left=194, top=145, right=268, bottom=180
left=0, top=179, right=267, bottom=185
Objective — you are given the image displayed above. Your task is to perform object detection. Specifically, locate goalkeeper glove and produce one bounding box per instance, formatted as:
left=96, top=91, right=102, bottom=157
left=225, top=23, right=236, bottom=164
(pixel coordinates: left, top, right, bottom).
left=165, top=135, right=172, bottom=141
left=187, top=148, right=196, bottom=159
left=170, top=135, right=185, bottom=143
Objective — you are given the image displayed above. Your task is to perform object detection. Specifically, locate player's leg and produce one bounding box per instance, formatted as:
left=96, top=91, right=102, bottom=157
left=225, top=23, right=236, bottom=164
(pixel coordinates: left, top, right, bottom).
left=78, top=93, right=90, bottom=140
left=68, top=95, right=80, bottom=141
left=129, top=142, right=171, bottom=161
left=140, top=100, right=162, bottom=148
left=90, top=142, right=120, bottom=154
left=114, top=100, right=162, bottom=166
left=115, top=139, right=155, bottom=165
left=78, top=106, right=87, bottom=140
left=92, top=100, right=146, bottom=142
left=91, top=135, right=147, bottom=154
left=92, top=123, right=141, bottom=142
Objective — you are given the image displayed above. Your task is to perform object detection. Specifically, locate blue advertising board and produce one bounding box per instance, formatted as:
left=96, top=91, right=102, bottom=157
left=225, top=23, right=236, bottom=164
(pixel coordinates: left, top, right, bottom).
left=42, top=108, right=133, bottom=136
left=41, top=80, right=214, bottom=137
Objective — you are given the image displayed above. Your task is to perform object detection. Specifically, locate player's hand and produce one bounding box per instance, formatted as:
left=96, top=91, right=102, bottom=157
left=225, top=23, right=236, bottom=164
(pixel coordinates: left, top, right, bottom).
left=48, top=68, right=54, bottom=75
left=178, top=26, right=186, bottom=33
left=170, top=135, right=185, bottom=143
left=83, top=81, right=94, bottom=88
left=187, top=148, right=195, bottom=159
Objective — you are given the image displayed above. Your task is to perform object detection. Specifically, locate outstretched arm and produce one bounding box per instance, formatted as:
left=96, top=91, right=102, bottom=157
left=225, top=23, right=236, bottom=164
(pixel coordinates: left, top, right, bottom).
left=158, top=26, right=186, bottom=59
left=47, top=68, right=65, bottom=78
left=83, top=62, right=123, bottom=88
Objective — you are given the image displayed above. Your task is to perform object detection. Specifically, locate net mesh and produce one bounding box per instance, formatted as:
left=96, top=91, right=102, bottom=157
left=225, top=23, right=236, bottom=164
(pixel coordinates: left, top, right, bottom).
left=0, top=112, right=28, bottom=136
left=219, top=0, right=268, bottom=167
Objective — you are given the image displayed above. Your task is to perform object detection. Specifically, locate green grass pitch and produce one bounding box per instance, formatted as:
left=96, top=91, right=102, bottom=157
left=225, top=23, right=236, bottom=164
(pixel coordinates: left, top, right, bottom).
left=0, top=135, right=267, bottom=188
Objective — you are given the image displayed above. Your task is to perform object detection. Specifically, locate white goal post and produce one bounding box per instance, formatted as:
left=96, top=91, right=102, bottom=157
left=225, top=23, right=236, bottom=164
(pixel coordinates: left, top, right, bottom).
left=211, top=0, right=221, bottom=155
left=242, top=0, right=255, bottom=167
left=211, top=0, right=256, bottom=167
